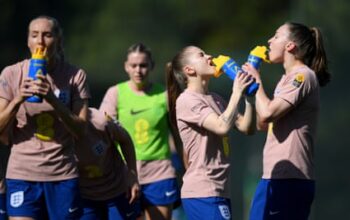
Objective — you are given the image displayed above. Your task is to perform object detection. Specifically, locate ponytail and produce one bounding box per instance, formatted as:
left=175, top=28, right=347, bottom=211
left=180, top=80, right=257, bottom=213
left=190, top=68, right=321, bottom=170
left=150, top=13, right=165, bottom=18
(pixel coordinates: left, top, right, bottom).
left=166, top=46, right=191, bottom=128
left=166, top=62, right=183, bottom=129
left=287, top=22, right=331, bottom=87
left=309, top=27, right=331, bottom=87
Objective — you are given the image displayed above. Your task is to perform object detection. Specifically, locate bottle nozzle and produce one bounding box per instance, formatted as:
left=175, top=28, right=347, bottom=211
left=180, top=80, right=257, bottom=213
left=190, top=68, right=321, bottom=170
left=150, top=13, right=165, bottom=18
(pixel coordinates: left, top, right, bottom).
left=32, top=47, right=47, bottom=59
left=212, top=55, right=231, bottom=77
left=249, top=46, right=270, bottom=63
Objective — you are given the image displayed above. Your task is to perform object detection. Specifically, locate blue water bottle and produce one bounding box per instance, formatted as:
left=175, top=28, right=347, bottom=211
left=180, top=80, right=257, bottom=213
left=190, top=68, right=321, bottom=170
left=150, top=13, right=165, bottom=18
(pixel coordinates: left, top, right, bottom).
left=212, top=46, right=269, bottom=96
left=247, top=46, right=270, bottom=69
left=27, top=47, right=47, bottom=103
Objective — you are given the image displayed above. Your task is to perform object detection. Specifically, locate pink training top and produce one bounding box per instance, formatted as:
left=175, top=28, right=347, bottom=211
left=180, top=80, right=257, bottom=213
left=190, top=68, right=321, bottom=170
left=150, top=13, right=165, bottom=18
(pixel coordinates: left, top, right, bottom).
left=263, top=66, right=319, bottom=180
left=0, top=60, right=90, bottom=181
left=100, top=85, right=176, bottom=184
left=176, top=90, right=231, bottom=199
left=75, top=108, right=129, bottom=201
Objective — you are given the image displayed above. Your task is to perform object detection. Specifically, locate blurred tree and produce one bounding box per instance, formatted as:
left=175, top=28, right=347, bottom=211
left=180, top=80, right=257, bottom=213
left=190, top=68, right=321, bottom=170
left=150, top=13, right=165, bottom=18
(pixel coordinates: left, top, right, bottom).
left=290, top=0, right=350, bottom=219
left=1, top=0, right=349, bottom=219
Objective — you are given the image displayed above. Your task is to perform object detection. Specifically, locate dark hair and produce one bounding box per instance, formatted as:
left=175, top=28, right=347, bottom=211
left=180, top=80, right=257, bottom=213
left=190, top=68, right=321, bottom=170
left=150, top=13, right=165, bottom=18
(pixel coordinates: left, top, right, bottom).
left=126, top=43, right=154, bottom=69
left=166, top=46, right=191, bottom=128
left=286, top=22, right=331, bottom=87
left=29, top=15, right=65, bottom=61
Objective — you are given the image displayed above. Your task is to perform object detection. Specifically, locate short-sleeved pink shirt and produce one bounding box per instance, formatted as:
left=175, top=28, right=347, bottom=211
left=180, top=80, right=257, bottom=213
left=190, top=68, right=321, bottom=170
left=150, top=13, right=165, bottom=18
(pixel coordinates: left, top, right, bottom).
left=263, top=66, right=319, bottom=180
left=176, top=90, right=230, bottom=199
left=76, top=108, right=128, bottom=201
left=0, top=60, right=90, bottom=181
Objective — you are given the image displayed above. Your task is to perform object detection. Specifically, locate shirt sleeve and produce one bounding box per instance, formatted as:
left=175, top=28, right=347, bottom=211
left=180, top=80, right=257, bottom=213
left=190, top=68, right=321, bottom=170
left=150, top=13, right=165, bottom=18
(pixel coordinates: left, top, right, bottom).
left=99, top=86, right=118, bottom=119
left=105, top=119, right=122, bottom=142
left=176, top=93, right=215, bottom=127
left=274, top=71, right=313, bottom=107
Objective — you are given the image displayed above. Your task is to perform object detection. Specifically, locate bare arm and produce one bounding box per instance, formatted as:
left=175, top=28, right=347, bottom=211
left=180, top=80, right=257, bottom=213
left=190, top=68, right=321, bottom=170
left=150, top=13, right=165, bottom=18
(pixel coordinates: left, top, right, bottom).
left=202, top=72, right=254, bottom=136
left=255, top=91, right=293, bottom=123
left=243, top=64, right=293, bottom=125
left=114, top=125, right=137, bottom=178
left=235, top=97, right=256, bottom=135
left=256, top=112, right=269, bottom=131
left=47, top=95, right=88, bottom=138
left=0, top=98, right=20, bottom=134
left=111, top=123, right=139, bottom=204
left=0, top=78, right=35, bottom=134
left=35, top=74, right=89, bottom=138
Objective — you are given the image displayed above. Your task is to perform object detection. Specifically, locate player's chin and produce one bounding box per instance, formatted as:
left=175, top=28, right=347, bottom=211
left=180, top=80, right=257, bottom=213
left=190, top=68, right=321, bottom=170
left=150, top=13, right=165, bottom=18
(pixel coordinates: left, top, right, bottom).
left=133, top=78, right=143, bottom=84
left=208, top=67, right=216, bottom=75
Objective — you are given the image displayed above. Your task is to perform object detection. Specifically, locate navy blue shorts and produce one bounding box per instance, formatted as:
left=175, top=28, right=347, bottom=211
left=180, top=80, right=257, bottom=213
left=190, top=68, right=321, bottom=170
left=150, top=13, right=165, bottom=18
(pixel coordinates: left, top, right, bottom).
left=80, top=193, right=139, bottom=220
left=6, top=178, right=82, bottom=220
left=140, top=178, right=180, bottom=207
left=249, top=179, right=315, bottom=220
left=0, top=193, right=7, bottom=220
left=182, top=197, right=231, bottom=220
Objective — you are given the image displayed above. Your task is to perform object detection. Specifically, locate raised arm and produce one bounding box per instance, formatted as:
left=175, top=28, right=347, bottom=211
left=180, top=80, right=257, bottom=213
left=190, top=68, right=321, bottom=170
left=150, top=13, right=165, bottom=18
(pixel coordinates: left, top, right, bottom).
left=243, top=63, right=293, bottom=127
left=202, top=72, right=254, bottom=136
left=47, top=94, right=88, bottom=138
left=234, top=97, right=256, bottom=135
left=34, top=74, right=89, bottom=138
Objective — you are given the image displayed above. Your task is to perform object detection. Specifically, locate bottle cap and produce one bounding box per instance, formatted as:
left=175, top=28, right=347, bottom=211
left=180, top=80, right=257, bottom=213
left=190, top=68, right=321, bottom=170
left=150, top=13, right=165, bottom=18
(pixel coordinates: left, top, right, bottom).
left=212, top=55, right=231, bottom=77
left=249, top=46, right=270, bottom=63
left=32, top=47, right=47, bottom=59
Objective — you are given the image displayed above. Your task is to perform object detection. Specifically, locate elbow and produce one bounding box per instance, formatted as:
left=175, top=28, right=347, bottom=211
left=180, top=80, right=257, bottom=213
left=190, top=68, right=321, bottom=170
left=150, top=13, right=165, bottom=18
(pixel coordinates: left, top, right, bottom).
left=239, top=126, right=255, bottom=136
left=259, top=111, right=274, bottom=124
left=214, top=126, right=230, bottom=136
left=256, top=123, right=268, bottom=132
left=256, top=112, right=272, bottom=131
left=245, top=128, right=255, bottom=136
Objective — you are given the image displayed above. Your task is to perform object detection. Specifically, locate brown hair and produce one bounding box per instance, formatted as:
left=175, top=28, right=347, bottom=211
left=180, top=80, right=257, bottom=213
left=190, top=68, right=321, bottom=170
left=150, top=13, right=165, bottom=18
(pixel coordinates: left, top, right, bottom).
left=166, top=46, right=192, bottom=128
left=29, top=15, right=65, bottom=61
left=126, top=43, right=154, bottom=69
left=286, top=22, right=331, bottom=87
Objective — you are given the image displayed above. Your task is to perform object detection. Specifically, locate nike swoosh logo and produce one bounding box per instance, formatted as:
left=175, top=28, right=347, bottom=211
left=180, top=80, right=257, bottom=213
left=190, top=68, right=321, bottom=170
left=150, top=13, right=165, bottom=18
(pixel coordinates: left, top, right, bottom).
left=165, top=190, right=177, bottom=197
left=130, top=108, right=149, bottom=115
left=269, top=210, right=280, bottom=215
left=0, top=209, right=6, bottom=214
left=69, top=207, right=79, bottom=213
left=126, top=212, right=134, bottom=217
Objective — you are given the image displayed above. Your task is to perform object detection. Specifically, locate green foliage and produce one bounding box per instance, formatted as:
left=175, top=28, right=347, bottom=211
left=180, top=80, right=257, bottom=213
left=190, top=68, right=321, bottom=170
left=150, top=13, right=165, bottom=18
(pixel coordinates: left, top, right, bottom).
left=1, top=0, right=349, bottom=219
left=62, top=0, right=291, bottom=87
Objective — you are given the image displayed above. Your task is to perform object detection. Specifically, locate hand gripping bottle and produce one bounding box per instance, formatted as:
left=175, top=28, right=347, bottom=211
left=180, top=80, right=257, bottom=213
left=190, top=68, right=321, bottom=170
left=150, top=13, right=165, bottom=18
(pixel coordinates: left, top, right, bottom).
left=27, top=47, right=47, bottom=103
left=212, top=46, right=269, bottom=96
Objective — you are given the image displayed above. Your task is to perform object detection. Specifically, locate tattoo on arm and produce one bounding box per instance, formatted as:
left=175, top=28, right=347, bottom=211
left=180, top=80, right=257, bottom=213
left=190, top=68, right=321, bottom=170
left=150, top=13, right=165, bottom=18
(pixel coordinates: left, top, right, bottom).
left=221, top=115, right=229, bottom=123
left=220, top=113, right=235, bottom=125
